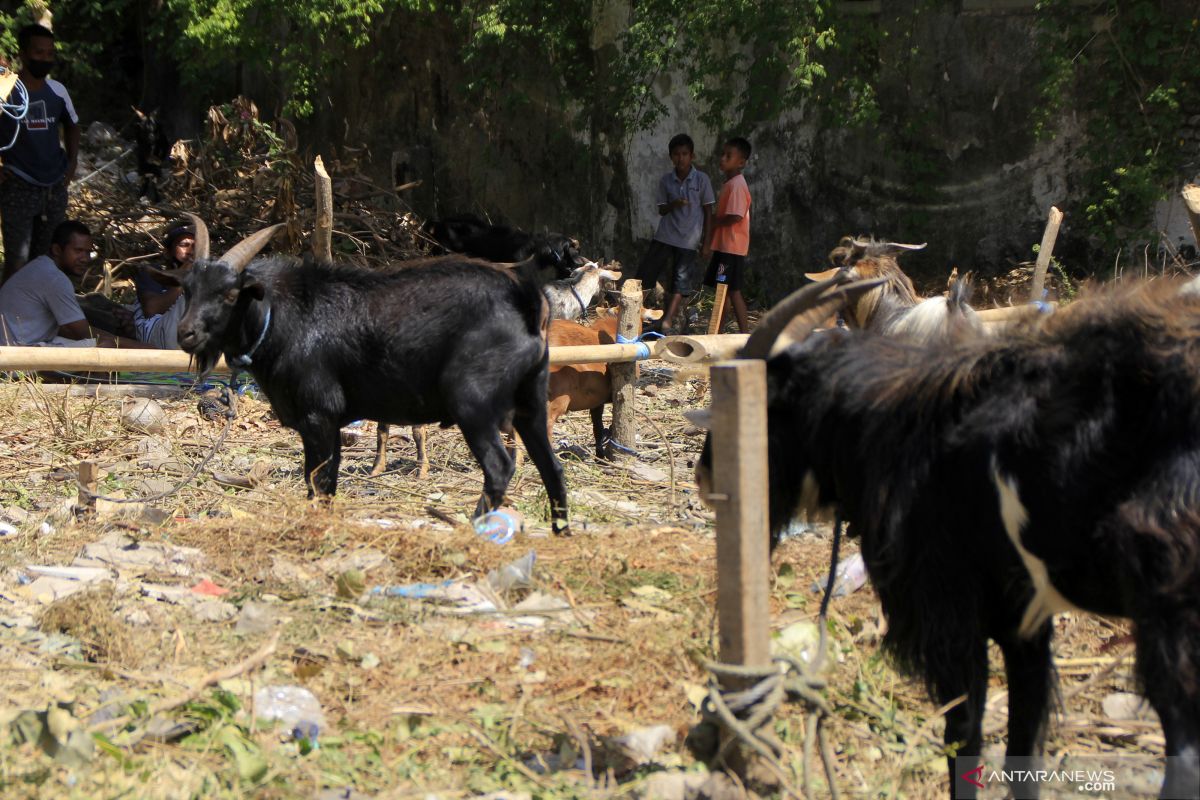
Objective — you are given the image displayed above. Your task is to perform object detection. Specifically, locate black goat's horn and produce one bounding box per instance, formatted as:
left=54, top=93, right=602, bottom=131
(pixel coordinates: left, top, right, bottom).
left=219, top=224, right=286, bottom=272
left=182, top=212, right=209, bottom=262
left=741, top=276, right=887, bottom=359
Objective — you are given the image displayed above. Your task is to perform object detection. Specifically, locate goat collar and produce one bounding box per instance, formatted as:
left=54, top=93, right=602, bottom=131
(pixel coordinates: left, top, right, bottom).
left=228, top=303, right=271, bottom=368
left=570, top=286, right=588, bottom=320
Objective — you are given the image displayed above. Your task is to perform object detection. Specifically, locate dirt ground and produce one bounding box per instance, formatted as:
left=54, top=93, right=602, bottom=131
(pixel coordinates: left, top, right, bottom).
left=0, top=359, right=1159, bottom=800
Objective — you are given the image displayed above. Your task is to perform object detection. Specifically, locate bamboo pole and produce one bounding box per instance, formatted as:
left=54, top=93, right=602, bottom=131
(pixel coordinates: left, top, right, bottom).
left=608, top=280, right=643, bottom=457
left=1183, top=184, right=1200, bottom=250
left=0, top=341, right=692, bottom=374
left=660, top=334, right=749, bottom=365
left=1030, top=206, right=1064, bottom=302
left=313, top=156, right=334, bottom=262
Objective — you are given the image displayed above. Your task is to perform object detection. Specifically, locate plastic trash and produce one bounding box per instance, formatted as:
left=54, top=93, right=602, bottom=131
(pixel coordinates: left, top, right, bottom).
left=811, top=552, right=868, bottom=597
left=487, top=550, right=536, bottom=594
left=472, top=508, right=523, bottom=545
left=254, top=685, right=325, bottom=751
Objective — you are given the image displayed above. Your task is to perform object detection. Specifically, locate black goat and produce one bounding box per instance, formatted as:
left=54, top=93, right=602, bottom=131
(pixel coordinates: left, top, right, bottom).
left=160, top=215, right=569, bottom=532
left=132, top=107, right=169, bottom=202
left=424, top=212, right=582, bottom=280
left=696, top=275, right=1200, bottom=798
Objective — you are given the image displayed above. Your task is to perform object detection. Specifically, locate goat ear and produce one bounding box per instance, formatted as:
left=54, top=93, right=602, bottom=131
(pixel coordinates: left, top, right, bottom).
left=683, top=408, right=713, bottom=430
left=240, top=274, right=267, bottom=300
left=805, top=267, right=842, bottom=282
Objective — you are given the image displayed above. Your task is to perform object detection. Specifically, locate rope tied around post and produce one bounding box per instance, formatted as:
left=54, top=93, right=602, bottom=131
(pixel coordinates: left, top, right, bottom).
left=697, top=514, right=846, bottom=800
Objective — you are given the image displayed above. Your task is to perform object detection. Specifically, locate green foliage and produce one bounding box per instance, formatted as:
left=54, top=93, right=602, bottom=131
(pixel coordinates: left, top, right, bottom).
left=1036, top=1, right=1200, bottom=256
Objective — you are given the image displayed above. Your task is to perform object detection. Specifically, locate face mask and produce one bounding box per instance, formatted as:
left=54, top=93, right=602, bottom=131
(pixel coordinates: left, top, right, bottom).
left=26, top=59, right=54, bottom=79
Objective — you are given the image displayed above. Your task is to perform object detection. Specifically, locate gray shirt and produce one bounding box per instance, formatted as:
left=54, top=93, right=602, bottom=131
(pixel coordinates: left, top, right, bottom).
left=0, top=255, right=85, bottom=344
left=653, top=166, right=716, bottom=250
left=0, top=78, right=78, bottom=186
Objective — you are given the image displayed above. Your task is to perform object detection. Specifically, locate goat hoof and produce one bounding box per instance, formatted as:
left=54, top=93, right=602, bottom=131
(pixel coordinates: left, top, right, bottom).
left=552, top=520, right=572, bottom=536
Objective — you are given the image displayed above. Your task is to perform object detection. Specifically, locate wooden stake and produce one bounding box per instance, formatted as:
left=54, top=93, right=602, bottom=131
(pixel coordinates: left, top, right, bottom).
left=1030, top=206, right=1064, bottom=303
left=708, top=283, right=729, bottom=335
left=1183, top=184, right=1200, bottom=250
left=709, top=360, right=771, bottom=667
left=608, top=279, right=643, bottom=458
left=313, top=156, right=334, bottom=262
left=77, top=460, right=98, bottom=516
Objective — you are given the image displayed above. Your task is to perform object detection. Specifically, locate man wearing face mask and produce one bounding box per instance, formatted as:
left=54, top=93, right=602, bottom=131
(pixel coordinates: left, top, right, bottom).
left=0, top=23, right=80, bottom=284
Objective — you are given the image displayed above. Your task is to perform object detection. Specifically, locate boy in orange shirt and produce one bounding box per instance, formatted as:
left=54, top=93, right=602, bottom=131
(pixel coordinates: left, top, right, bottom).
left=702, top=137, right=752, bottom=333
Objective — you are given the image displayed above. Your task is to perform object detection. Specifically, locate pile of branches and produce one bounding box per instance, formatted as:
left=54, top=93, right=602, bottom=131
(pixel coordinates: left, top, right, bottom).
left=70, top=96, right=430, bottom=295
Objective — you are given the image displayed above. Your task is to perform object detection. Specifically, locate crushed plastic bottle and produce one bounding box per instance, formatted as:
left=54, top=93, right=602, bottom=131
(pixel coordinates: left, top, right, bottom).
left=254, top=685, right=325, bottom=752
left=811, top=552, right=868, bottom=598
left=472, top=508, right=523, bottom=545
left=487, top=550, right=536, bottom=593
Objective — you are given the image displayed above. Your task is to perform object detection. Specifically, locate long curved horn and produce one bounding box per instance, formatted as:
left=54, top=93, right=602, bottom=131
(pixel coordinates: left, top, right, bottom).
left=740, top=276, right=887, bottom=360
left=219, top=224, right=286, bottom=272
left=741, top=275, right=851, bottom=359
left=182, top=212, right=209, bottom=262
left=850, top=238, right=927, bottom=252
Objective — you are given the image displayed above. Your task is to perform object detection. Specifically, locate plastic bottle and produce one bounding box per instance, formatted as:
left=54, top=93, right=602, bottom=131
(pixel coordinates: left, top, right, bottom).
left=254, top=685, right=325, bottom=751
left=472, top=508, right=523, bottom=545
left=487, top=550, right=537, bottom=593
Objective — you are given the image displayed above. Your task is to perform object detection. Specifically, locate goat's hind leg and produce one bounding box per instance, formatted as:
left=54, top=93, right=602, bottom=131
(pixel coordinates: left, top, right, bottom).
left=412, top=425, right=428, bottom=479
left=459, top=419, right=515, bottom=519
left=1134, top=609, right=1200, bottom=798
left=513, top=371, right=569, bottom=534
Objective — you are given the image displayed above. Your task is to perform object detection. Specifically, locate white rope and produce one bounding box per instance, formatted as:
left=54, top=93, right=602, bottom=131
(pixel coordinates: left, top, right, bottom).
left=0, top=67, right=30, bottom=152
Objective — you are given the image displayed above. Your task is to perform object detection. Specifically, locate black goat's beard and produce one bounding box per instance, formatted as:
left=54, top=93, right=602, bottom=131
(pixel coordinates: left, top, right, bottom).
left=187, top=347, right=222, bottom=377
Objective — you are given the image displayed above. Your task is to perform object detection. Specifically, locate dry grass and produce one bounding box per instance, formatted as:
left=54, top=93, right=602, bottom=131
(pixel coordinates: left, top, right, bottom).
left=0, top=372, right=1154, bottom=799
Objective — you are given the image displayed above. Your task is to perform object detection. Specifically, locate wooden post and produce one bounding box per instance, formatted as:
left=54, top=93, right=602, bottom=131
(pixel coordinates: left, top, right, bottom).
left=706, top=360, right=774, bottom=788
left=708, top=283, right=729, bottom=335
left=1183, top=184, right=1200, bottom=250
left=313, top=156, right=334, bottom=262
left=1029, top=206, right=1064, bottom=303
left=709, top=361, right=771, bottom=668
left=77, top=460, right=98, bottom=517
left=608, top=279, right=643, bottom=459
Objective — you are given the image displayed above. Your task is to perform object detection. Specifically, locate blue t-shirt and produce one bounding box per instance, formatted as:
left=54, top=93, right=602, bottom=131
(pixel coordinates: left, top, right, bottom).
left=0, top=78, right=78, bottom=186
left=653, top=167, right=716, bottom=251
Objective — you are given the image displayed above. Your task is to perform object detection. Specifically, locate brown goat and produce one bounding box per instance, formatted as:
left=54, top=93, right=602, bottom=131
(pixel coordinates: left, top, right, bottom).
left=804, top=237, right=981, bottom=342
left=547, top=315, right=619, bottom=459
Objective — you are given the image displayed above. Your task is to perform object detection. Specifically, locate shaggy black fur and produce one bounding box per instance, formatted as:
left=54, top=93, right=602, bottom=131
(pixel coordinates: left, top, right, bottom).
left=174, top=253, right=568, bottom=532
left=700, top=280, right=1200, bottom=798
left=424, top=213, right=582, bottom=280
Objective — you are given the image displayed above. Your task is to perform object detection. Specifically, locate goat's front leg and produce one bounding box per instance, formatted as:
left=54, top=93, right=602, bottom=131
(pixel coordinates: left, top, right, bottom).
left=997, top=624, right=1053, bottom=799
left=590, top=406, right=610, bottom=460
left=371, top=424, right=389, bottom=476
left=412, top=425, right=428, bottom=479
left=298, top=418, right=342, bottom=498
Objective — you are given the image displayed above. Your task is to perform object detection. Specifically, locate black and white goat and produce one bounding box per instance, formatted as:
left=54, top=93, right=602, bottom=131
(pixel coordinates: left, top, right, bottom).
left=696, top=275, right=1200, bottom=798
left=543, top=261, right=622, bottom=321
left=161, top=215, right=569, bottom=532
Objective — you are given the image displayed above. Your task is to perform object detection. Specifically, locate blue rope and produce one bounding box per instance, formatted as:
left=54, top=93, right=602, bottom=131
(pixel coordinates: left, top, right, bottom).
left=0, top=68, right=29, bottom=152
left=228, top=304, right=271, bottom=368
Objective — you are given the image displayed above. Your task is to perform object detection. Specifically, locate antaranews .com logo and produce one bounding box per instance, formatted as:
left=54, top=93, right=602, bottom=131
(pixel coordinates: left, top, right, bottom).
left=954, top=755, right=1199, bottom=798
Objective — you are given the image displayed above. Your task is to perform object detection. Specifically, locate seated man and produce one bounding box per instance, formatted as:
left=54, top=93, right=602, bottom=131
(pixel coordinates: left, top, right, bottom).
left=0, top=219, right=150, bottom=348
left=132, top=222, right=193, bottom=348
